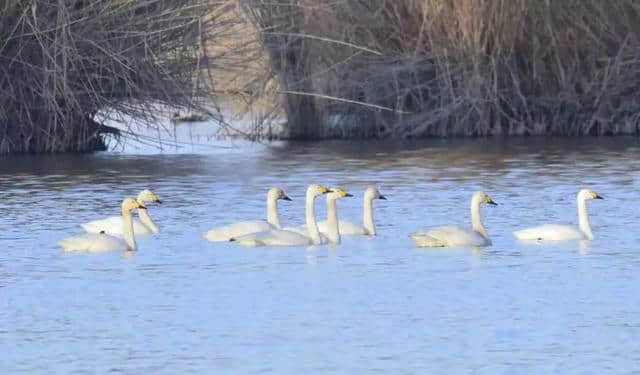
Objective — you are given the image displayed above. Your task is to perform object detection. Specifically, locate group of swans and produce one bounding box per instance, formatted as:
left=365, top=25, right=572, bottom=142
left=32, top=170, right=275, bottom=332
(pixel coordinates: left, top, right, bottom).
left=58, top=190, right=162, bottom=252
left=410, top=188, right=603, bottom=248
left=206, top=184, right=387, bottom=247
left=57, top=184, right=603, bottom=252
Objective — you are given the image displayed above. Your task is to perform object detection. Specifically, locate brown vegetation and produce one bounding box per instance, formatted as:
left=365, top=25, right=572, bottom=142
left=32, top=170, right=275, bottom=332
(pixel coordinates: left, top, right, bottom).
left=4, top=0, right=640, bottom=153
left=0, top=0, right=233, bottom=153
left=242, top=0, right=640, bottom=138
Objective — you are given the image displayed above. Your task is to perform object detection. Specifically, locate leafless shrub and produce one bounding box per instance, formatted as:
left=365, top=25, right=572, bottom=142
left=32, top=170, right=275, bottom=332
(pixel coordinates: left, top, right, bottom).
left=0, top=0, right=237, bottom=153
left=242, top=0, right=640, bottom=138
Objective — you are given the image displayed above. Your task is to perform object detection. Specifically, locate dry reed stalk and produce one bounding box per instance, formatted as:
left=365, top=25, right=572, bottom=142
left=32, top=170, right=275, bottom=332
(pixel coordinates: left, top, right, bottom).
left=0, top=0, right=241, bottom=153
left=241, top=0, right=640, bottom=139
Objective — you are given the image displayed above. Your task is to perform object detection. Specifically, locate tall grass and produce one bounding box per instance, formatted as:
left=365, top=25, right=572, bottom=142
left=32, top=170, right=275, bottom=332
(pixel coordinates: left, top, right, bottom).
left=243, top=0, right=640, bottom=138
left=0, top=0, right=231, bottom=153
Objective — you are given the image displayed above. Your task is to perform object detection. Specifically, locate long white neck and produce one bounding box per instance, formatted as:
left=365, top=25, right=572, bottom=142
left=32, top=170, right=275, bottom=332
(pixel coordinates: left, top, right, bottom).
left=267, top=197, right=281, bottom=228
left=363, top=197, right=375, bottom=235
left=326, top=197, right=340, bottom=244
left=471, top=197, right=489, bottom=239
left=577, top=196, right=594, bottom=240
left=138, top=209, right=159, bottom=234
left=305, top=192, right=322, bottom=245
left=122, top=210, right=137, bottom=251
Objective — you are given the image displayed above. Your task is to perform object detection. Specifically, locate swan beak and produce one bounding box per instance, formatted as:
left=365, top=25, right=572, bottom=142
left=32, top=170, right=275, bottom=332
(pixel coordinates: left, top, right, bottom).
left=321, top=187, right=331, bottom=194
left=282, top=195, right=292, bottom=201
left=595, top=194, right=604, bottom=200
left=379, top=195, right=387, bottom=200
left=487, top=199, right=498, bottom=206
left=138, top=204, right=148, bottom=210
left=344, top=193, right=353, bottom=197
left=155, top=199, right=162, bottom=204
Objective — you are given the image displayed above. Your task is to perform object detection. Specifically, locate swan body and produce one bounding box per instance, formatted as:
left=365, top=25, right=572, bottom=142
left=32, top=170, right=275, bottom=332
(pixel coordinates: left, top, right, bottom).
left=60, top=198, right=145, bottom=252
left=411, top=191, right=497, bottom=248
left=232, top=228, right=317, bottom=247
left=233, top=184, right=330, bottom=247
left=513, top=189, right=603, bottom=242
left=205, top=187, right=291, bottom=242
left=316, top=187, right=386, bottom=236
left=317, top=221, right=367, bottom=236
left=81, top=189, right=161, bottom=236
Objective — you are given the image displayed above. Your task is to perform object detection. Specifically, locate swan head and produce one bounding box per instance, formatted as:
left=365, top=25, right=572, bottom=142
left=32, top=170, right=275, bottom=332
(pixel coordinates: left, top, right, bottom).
left=307, top=184, right=331, bottom=198
left=472, top=191, right=497, bottom=206
left=578, top=189, right=603, bottom=201
left=327, top=187, right=353, bottom=201
left=137, top=189, right=162, bottom=205
left=268, top=187, right=292, bottom=202
left=364, top=186, right=387, bottom=201
left=122, top=198, right=147, bottom=213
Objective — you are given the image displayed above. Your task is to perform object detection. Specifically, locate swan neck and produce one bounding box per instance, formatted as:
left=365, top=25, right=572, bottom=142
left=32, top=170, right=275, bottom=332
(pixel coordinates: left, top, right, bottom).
left=267, top=197, right=281, bottom=228
left=363, top=197, right=375, bottom=235
left=471, top=198, right=489, bottom=239
left=122, top=210, right=137, bottom=251
left=305, top=192, right=321, bottom=244
left=578, top=196, right=594, bottom=240
left=138, top=209, right=159, bottom=234
left=327, top=198, right=340, bottom=244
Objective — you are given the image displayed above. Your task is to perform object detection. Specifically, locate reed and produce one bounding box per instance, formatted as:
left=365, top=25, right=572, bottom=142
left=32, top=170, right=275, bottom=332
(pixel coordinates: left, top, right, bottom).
left=0, top=0, right=231, bottom=153
left=242, top=0, right=640, bottom=138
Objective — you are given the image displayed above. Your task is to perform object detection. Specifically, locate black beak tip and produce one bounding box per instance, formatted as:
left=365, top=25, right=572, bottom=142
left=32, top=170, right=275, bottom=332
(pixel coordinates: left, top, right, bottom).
left=596, top=195, right=604, bottom=200
left=345, top=193, right=354, bottom=197
left=139, top=205, right=148, bottom=210
left=379, top=195, right=387, bottom=200
left=156, top=200, right=162, bottom=204
left=282, top=196, right=292, bottom=201
left=489, top=201, right=498, bottom=206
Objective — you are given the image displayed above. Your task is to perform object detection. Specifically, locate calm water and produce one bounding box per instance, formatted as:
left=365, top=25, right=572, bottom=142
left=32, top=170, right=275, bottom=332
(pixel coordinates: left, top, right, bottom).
left=2, top=135, right=640, bottom=374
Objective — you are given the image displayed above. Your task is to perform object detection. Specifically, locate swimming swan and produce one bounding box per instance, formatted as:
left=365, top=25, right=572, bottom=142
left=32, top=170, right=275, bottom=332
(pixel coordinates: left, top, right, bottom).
left=289, top=188, right=353, bottom=244
left=81, top=189, right=161, bottom=236
left=410, top=191, right=497, bottom=248
left=317, top=186, right=385, bottom=236
left=59, top=198, right=146, bottom=252
left=513, top=189, right=603, bottom=242
left=231, top=184, right=330, bottom=247
left=204, top=187, right=291, bottom=242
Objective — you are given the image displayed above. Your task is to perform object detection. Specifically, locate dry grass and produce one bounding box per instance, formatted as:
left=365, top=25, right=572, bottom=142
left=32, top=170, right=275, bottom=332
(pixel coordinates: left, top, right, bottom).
left=0, top=0, right=237, bottom=153
left=241, top=0, right=640, bottom=138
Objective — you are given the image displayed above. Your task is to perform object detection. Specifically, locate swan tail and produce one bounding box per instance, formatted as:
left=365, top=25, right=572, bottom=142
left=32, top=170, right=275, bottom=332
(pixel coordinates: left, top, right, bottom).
left=410, top=234, right=445, bottom=248
left=204, top=229, right=231, bottom=242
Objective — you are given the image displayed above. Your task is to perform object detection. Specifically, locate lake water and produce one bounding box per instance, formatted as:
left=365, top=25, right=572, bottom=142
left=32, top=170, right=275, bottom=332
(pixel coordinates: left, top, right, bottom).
left=2, top=133, right=640, bottom=374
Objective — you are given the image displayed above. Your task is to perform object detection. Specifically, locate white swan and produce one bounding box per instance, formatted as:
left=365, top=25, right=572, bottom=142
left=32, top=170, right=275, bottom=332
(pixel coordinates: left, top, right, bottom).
left=204, top=187, right=291, bottom=242
left=231, top=184, right=330, bottom=247
left=81, top=189, right=161, bottom=236
left=59, top=198, right=146, bottom=252
left=322, top=188, right=353, bottom=244
left=288, top=187, right=353, bottom=244
left=317, top=186, right=385, bottom=236
left=513, top=189, right=603, bottom=242
left=410, top=191, right=497, bottom=248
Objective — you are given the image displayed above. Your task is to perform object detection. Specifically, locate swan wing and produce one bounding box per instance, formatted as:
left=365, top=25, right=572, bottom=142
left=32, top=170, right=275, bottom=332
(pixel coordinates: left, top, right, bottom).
left=59, top=233, right=128, bottom=252
left=412, top=226, right=488, bottom=247
left=410, top=232, right=446, bottom=247
left=81, top=216, right=151, bottom=236
left=337, top=220, right=368, bottom=236
left=282, top=225, right=311, bottom=236
left=233, top=229, right=313, bottom=247
left=316, top=220, right=367, bottom=236
left=513, top=224, right=584, bottom=242
left=205, top=220, right=275, bottom=242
